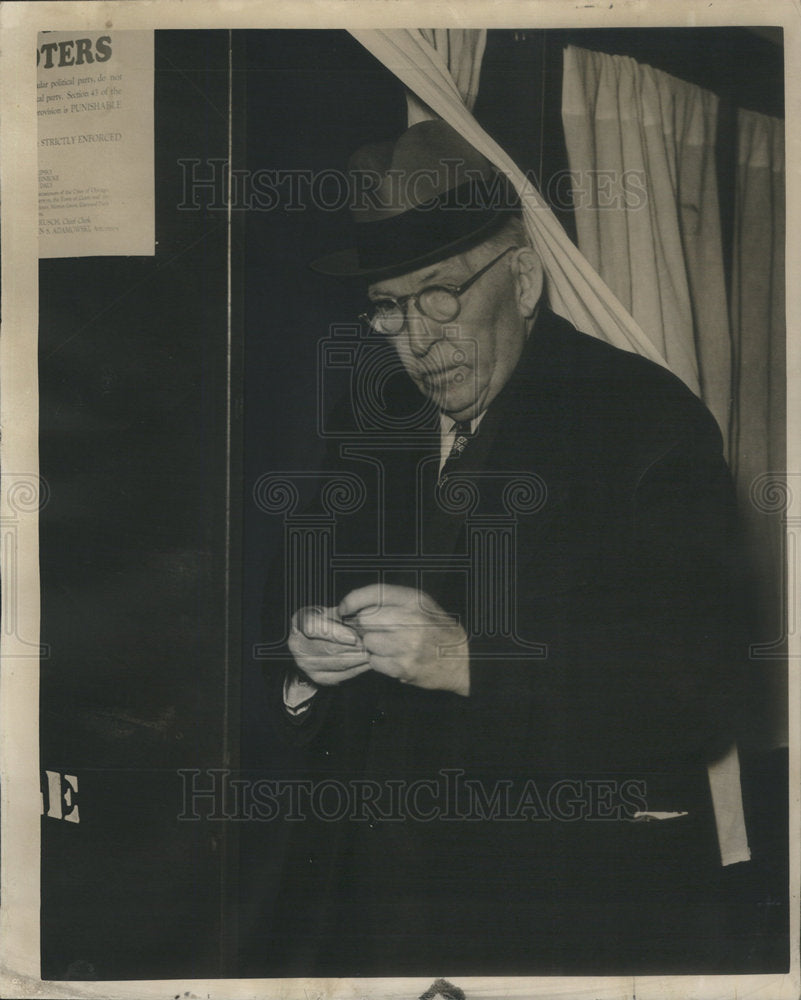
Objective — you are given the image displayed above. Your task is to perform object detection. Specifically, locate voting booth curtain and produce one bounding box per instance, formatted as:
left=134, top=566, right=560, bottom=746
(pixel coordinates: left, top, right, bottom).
left=561, top=45, right=727, bottom=446
left=730, top=107, right=787, bottom=751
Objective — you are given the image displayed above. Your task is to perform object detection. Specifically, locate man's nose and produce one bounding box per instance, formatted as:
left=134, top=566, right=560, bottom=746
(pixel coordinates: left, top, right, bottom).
left=405, top=302, right=441, bottom=357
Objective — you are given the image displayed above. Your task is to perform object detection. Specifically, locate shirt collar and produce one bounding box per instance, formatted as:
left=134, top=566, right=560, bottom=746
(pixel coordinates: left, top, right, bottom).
left=439, top=411, right=487, bottom=436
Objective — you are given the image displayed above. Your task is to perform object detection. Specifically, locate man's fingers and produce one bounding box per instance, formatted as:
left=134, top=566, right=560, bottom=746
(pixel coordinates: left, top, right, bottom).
left=337, top=583, right=418, bottom=619
left=293, top=650, right=369, bottom=671
left=344, top=608, right=400, bottom=633
left=305, top=621, right=360, bottom=646
left=310, top=663, right=373, bottom=686
left=360, top=630, right=403, bottom=657
left=293, top=605, right=359, bottom=646
left=339, top=586, right=451, bottom=626
left=328, top=625, right=359, bottom=646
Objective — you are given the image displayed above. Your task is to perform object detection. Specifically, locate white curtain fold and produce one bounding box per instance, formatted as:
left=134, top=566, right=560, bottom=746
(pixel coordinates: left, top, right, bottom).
left=730, top=107, right=787, bottom=750
left=350, top=28, right=669, bottom=372
left=561, top=44, right=731, bottom=448
left=405, top=29, right=486, bottom=124
left=730, top=108, right=786, bottom=492
left=406, top=28, right=486, bottom=123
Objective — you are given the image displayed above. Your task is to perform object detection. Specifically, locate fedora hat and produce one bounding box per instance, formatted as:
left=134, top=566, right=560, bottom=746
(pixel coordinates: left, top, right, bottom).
left=310, top=120, right=518, bottom=281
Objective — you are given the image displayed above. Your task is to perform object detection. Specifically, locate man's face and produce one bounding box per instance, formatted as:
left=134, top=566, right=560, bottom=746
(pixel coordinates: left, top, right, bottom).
left=367, top=242, right=533, bottom=421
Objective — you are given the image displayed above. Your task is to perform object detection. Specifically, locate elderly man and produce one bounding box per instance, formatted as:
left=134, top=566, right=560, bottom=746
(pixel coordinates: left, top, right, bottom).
left=257, top=120, right=747, bottom=976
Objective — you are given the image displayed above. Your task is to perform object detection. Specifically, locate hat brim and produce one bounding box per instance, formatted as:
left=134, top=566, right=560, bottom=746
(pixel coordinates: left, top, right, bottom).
left=309, top=212, right=509, bottom=283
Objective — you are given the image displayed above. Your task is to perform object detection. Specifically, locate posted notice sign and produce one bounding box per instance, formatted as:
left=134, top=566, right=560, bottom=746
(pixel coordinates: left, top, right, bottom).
left=37, top=30, right=155, bottom=258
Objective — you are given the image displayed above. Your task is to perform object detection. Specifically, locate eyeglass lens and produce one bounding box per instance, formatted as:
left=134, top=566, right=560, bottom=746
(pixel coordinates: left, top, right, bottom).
left=371, top=287, right=460, bottom=334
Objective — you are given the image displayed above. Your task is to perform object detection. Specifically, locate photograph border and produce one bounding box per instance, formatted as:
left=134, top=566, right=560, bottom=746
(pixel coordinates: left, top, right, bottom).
left=1, top=2, right=798, bottom=998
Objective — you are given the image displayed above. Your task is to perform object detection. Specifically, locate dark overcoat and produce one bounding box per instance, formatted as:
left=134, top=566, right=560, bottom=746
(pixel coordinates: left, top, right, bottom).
left=253, top=305, right=748, bottom=976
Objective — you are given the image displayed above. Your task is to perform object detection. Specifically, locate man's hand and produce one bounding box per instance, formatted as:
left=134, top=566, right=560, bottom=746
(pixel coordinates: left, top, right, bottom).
left=337, top=584, right=470, bottom=696
left=288, top=605, right=371, bottom=686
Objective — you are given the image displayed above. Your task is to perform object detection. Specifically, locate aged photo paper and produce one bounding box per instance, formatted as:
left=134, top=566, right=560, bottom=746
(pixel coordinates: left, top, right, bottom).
left=1, top=2, right=799, bottom=999
left=38, top=29, right=155, bottom=259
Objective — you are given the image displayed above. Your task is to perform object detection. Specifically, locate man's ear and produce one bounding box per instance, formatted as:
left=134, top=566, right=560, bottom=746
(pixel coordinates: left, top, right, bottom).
left=511, top=246, right=544, bottom=318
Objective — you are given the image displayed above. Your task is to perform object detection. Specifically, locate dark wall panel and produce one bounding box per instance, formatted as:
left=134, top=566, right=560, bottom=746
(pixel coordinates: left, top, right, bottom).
left=39, top=30, right=237, bottom=980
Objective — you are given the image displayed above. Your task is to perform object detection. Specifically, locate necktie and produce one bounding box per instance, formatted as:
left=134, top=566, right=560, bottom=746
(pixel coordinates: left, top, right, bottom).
left=448, top=420, right=473, bottom=462
left=431, top=420, right=474, bottom=551
left=437, top=420, right=473, bottom=490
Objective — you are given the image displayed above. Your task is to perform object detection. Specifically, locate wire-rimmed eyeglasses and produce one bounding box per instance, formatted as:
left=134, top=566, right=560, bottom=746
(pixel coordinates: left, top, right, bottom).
left=359, top=245, right=519, bottom=336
